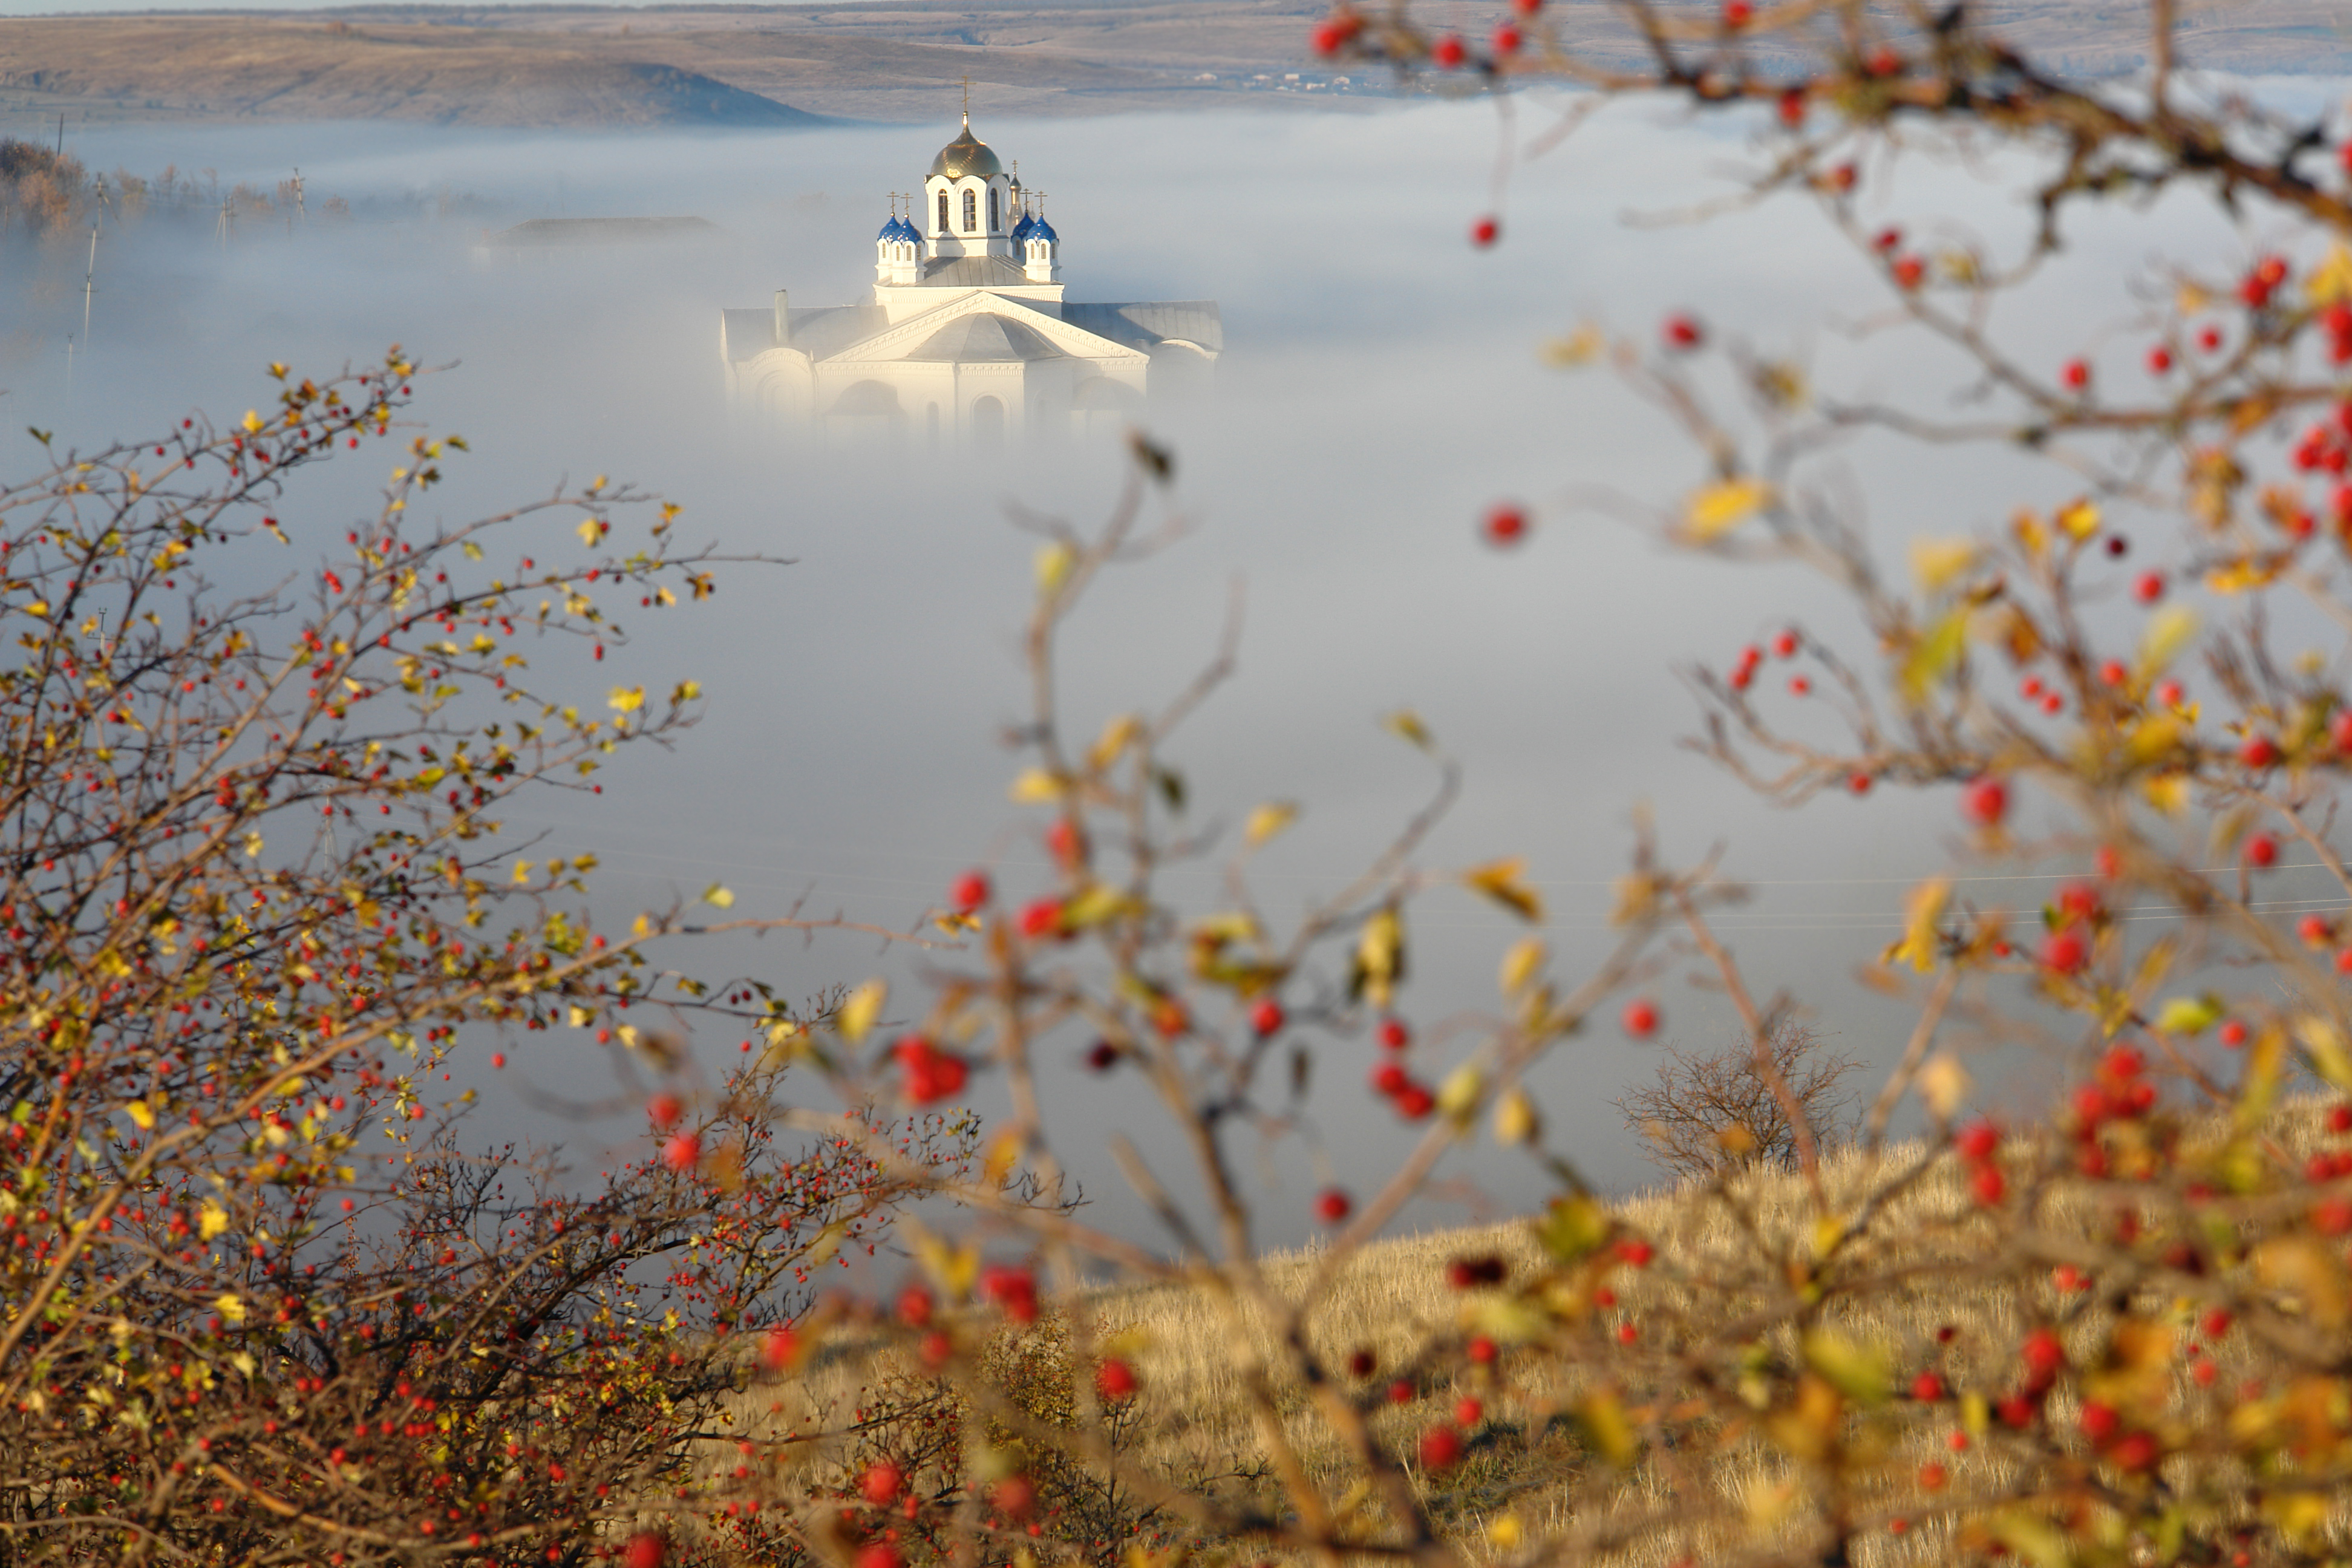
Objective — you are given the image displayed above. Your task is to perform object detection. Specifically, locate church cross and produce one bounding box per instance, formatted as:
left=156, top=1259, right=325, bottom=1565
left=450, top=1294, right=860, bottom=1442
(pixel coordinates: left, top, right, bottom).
left=960, top=74, right=970, bottom=125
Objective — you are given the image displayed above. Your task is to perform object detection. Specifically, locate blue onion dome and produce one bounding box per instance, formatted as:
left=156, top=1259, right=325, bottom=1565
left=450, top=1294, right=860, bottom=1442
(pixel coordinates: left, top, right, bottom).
left=1010, top=212, right=1036, bottom=242
left=930, top=119, right=1004, bottom=180
left=1028, top=215, right=1057, bottom=244
left=892, top=216, right=920, bottom=241
left=878, top=215, right=903, bottom=241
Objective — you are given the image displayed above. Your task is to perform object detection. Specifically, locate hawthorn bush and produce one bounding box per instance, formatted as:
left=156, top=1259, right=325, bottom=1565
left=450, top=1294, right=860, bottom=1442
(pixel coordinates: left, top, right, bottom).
left=630, top=7, right=2352, bottom=1568
left=0, top=361, right=980, bottom=1564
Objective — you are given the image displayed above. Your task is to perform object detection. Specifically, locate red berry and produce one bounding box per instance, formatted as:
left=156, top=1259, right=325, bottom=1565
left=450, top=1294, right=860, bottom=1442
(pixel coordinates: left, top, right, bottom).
left=1250, top=998, right=1287, bottom=1036
left=490, top=1052, right=506, bottom=1068
left=1720, top=0, right=1751, bottom=25
left=1095, top=1358, right=1138, bottom=1400
left=1315, top=1187, right=1353, bottom=1224
left=1777, top=87, right=1805, bottom=127
left=662, top=1132, right=701, bottom=1172
left=1662, top=313, right=1704, bottom=351
left=1377, top=1017, right=1410, bottom=1051
left=1955, top=1122, right=1999, bottom=1163
left=2219, top=1018, right=2248, bottom=1048
left=1311, top=21, right=1344, bottom=54
left=1961, top=775, right=2009, bottom=827
left=2198, top=324, right=2223, bottom=352
left=2079, top=1401, right=2119, bottom=1443
left=1910, top=1371, right=1945, bottom=1402
left=1388, top=1379, right=1415, bottom=1404
left=2154, top=679, right=2184, bottom=708
left=1454, top=1396, right=1483, bottom=1426
left=950, top=871, right=990, bottom=912
left=2245, top=833, right=2279, bottom=869
left=626, top=1534, right=668, bottom=1568
left=2110, top=1431, right=2160, bottom=1471
left=1918, top=1461, right=1947, bottom=1491
left=1470, top=214, right=1501, bottom=248
left=1085, top=1039, right=1120, bottom=1072
left=1512, top=0, right=1541, bottom=14
left=2147, top=344, right=2172, bottom=374
left=1371, top=1061, right=1410, bottom=1096
left=2098, top=659, right=2126, bottom=687
left=1468, top=1334, right=1498, bottom=1363
left=858, top=1547, right=903, bottom=1568
left=1431, top=33, right=1466, bottom=67
left=1490, top=24, right=1521, bottom=55
left=1970, top=1164, right=2006, bottom=1206
left=2133, top=570, right=2164, bottom=603
left=648, top=1093, right=682, bottom=1130
left=2060, top=358, right=2091, bottom=391
left=2241, top=734, right=2281, bottom=769
left=1892, top=254, right=1924, bottom=290
left=1483, top=503, right=1529, bottom=546
left=1621, top=998, right=1660, bottom=1037
left=1847, top=772, right=1872, bottom=795
left=2042, top=929, right=2088, bottom=973
left=861, top=1463, right=904, bottom=1506
left=760, top=1325, right=797, bottom=1371
left=1418, top=1425, right=1463, bottom=1469
left=897, top=1287, right=933, bottom=1327
left=1394, top=1083, right=1436, bottom=1120
left=2021, top=1327, right=2063, bottom=1380
left=1018, top=898, right=1065, bottom=939
left=1772, top=629, right=1799, bottom=658
left=1788, top=675, right=1811, bottom=696
left=2332, top=710, right=2352, bottom=754
left=2331, top=1105, right=2352, bottom=1133
left=991, top=1475, right=1036, bottom=1519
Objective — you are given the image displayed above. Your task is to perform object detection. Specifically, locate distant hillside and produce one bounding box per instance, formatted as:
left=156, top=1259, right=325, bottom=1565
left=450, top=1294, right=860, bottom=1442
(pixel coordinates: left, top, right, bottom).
left=0, top=17, right=841, bottom=128
left=0, top=0, right=2341, bottom=132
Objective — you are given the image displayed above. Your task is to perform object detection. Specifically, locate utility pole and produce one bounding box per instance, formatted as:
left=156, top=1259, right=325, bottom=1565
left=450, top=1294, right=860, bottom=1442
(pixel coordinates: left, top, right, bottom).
left=80, top=224, right=96, bottom=348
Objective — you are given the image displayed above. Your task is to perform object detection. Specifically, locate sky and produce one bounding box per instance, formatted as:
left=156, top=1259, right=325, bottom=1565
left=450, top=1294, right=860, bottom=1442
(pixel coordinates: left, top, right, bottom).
left=6, top=85, right=2348, bottom=1258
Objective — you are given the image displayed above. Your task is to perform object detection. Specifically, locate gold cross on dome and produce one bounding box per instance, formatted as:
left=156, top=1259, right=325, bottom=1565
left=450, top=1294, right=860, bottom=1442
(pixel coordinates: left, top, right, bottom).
left=961, top=74, right=970, bottom=124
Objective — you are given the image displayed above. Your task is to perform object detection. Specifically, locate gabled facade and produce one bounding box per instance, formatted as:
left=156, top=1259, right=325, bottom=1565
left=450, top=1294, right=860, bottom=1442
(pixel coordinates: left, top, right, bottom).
left=720, top=117, right=1221, bottom=449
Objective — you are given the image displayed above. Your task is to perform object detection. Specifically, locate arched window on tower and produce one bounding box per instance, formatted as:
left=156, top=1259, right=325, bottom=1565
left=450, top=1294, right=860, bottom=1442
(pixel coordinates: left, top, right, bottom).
left=962, top=188, right=977, bottom=234
left=988, top=188, right=1000, bottom=233
left=937, top=190, right=949, bottom=234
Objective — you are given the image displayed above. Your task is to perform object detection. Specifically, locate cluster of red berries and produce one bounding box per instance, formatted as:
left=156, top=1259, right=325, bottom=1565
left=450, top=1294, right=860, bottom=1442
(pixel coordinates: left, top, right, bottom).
left=893, top=1036, right=969, bottom=1106
left=2068, top=1044, right=2158, bottom=1177
left=1872, top=226, right=1927, bottom=292
left=2039, top=880, right=2105, bottom=975
left=1955, top=1120, right=2004, bottom=1206
left=1368, top=1017, right=1437, bottom=1120
left=980, top=1264, right=1038, bottom=1324
left=1723, top=627, right=1803, bottom=693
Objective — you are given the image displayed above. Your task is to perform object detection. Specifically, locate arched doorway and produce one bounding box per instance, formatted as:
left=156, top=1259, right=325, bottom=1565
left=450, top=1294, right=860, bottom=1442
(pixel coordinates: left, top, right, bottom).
left=971, top=395, right=1005, bottom=450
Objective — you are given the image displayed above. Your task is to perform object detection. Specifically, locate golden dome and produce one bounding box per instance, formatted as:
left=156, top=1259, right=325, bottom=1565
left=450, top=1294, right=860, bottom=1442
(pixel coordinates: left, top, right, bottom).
left=929, top=118, right=1004, bottom=181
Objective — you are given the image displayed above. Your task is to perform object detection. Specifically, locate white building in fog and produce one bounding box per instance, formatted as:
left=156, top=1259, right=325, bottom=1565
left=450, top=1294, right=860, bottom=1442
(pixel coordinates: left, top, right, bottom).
left=720, top=117, right=1221, bottom=448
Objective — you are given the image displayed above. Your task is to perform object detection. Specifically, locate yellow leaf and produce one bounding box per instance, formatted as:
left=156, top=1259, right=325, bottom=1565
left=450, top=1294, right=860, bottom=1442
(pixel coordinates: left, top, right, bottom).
left=2138, top=604, right=2200, bottom=675
left=1436, top=1062, right=1483, bottom=1128
left=1802, top=1329, right=1891, bottom=1404
left=1493, top=1085, right=1540, bottom=1146
left=200, top=1202, right=229, bottom=1241
left=241, top=410, right=263, bottom=434
left=1062, top=883, right=1140, bottom=929
left=2156, top=994, right=2224, bottom=1036
left=1576, top=1392, right=1639, bottom=1466
left=1382, top=710, right=1434, bottom=750
left=1487, top=1515, right=1523, bottom=1550
left=1685, top=477, right=1773, bottom=541
left=1350, top=906, right=1405, bottom=1009
left=214, top=1293, right=247, bottom=1325
left=1034, top=542, right=1075, bottom=596
left=1244, top=802, right=1299, bottom=848
left=1917, top=1054, right=1969, bottom=1120
left=608, top=687, right=644, bottom=713
left=2054, top=497, right=2101, bottom=540
left=2309, top=243, right=2352, bottom=306
left=2295, top=1015, right=2352, bottom=1094
left=1464, top=857, right=1545, bottom=923
left=2207, top=556, right=2282, bottom=595
left=577, top=518, right=601, bottom=546
left=1910, top=537, right=1976, bottom=592
left=1538, top=323, right=1604, bottom=368
left=1087, top=714, right=1142, bottom=772
left=1008, top=769, right=1065, bottom=803
left=1499, top=937, right=1547, bottom=995
left=2142, top=773, right=2190, bottom=815
left=124, top=1101, right=154, bottom=1131
left=702, top=884, right=734, bottom=909
left=1899, top=612, right=1969, bottom=705
left=1880, top=875, right=1950, bottom=972
left=835, top=980, right=885, bottom=1044
left=2176, top=281, right=2211, bottom=315
left=22, top=601, right=47, bottom=619
left=2124, top=714, right=2187, bottom=767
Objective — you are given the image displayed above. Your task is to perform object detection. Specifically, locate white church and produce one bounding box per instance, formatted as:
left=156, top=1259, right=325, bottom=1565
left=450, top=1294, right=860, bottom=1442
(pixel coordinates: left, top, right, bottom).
left=720, top=117, right=1221, bottom=448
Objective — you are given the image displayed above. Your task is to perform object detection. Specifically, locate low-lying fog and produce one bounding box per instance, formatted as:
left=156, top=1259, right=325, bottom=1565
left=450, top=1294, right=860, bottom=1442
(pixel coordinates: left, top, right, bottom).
left=7, top=86, right=2345, bottom=1249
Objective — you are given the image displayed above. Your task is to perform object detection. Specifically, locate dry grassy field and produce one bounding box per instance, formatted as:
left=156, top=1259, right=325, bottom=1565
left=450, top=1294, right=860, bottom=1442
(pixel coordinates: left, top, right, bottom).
left=708, top=1099, right=2352, bottom=1568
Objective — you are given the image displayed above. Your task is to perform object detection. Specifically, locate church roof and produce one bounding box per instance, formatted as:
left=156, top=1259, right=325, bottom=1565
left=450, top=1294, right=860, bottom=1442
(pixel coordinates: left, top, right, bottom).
left=1010, top=212, right=1035, bottom=241
left=929, top=120, right=1003, bottom=181
left=1027, top=215, right=1057, bottom=243
left=916, top=254, right=1036, bottom=289
left=1061, top=301, right=1224, bottom=354
left=903, top=313, right=1063, bottom=362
